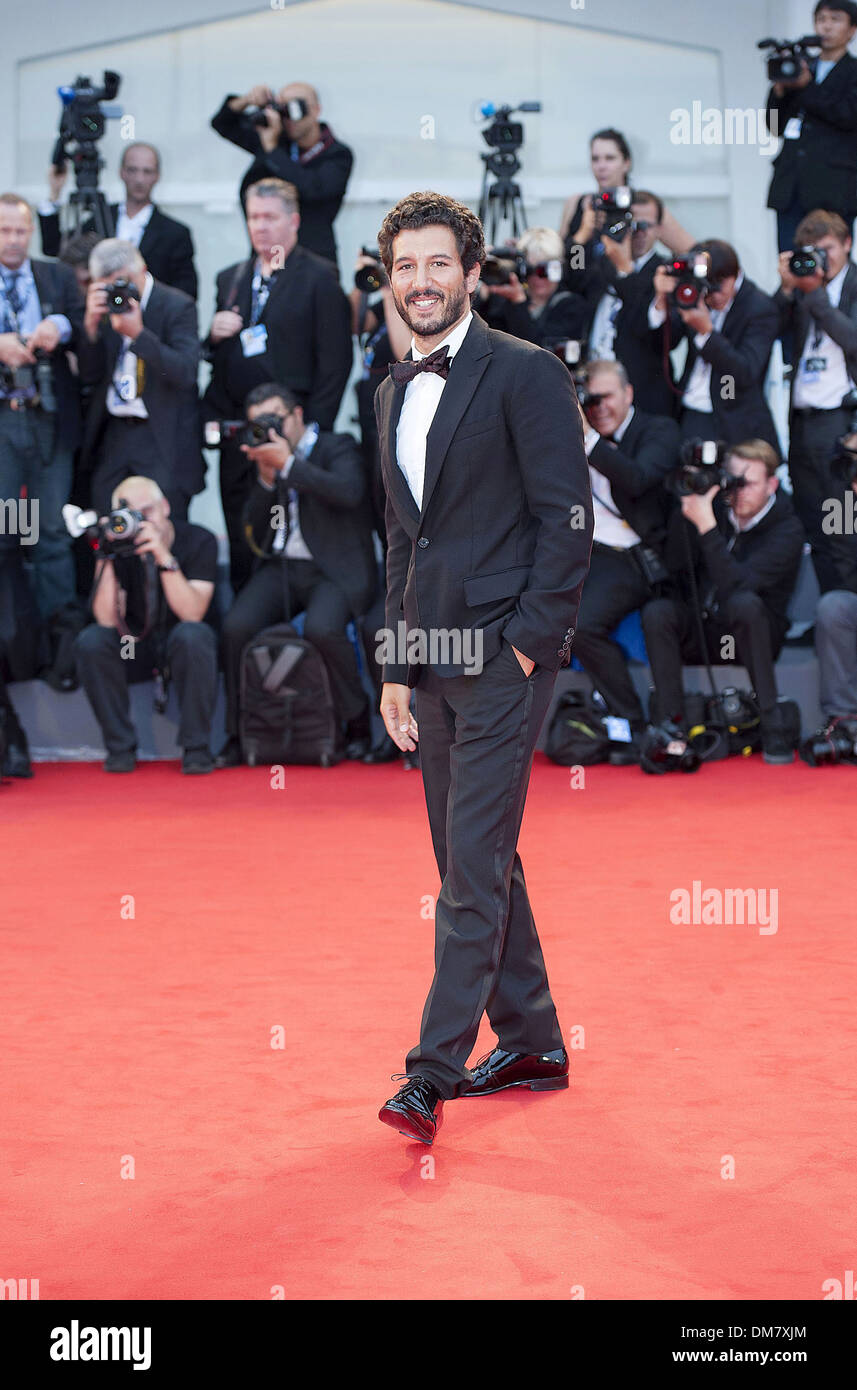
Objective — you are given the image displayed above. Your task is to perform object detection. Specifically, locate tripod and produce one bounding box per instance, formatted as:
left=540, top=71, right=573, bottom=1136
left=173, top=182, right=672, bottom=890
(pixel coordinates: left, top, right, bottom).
left=478, top=150, right=527, bottom=243
left=51, top=139, right=114, bottom=250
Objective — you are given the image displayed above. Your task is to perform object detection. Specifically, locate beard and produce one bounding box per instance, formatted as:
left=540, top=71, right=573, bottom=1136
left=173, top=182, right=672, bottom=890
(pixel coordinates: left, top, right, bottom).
left=392, top=280, right=470, bottom=339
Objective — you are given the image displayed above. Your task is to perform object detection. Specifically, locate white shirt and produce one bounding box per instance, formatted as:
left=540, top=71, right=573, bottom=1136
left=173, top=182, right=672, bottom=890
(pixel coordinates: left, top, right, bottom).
left=270, top=423, right=317, bottom=561
left=793, top=262, right=854, bottom=410
left=395, top=311, right=473, bottom=509
left=589, top=247, right=657, bottom=361
left=584, top=406, right=642, bottom=549
left=649, top=273, right=744, bottom=413
left=115, top=202, right=154, bottom=247
left=106, top=273, right=154, bottom=418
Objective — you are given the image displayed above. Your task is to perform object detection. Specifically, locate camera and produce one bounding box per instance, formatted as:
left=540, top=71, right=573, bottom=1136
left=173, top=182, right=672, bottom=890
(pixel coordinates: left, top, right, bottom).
left=789, top=245, right=829, bottom=279
left=103, top=278, right=141, bottom=314
left=51, top=72, right=122, bottom=199
left=242, top=413, right=286, bottom=447
left=546, top=339, right=584, bottom=368
left=204, top=415, right=286, bottom=449
left=667, top=253, right=712, bottom=308
left=481, top=247, right=528, bottom=287
left=354, top=248, right=386, bottom=294
left=670, top=439, right=749, bottom=497
left=63, top=502, right=145, bottom=558
left=0, top=349, right=57, bottom=413
left=800, top=717, right=857, bottom=767
left=758, top=35, right=821, bottom=83
left=577, top=383, right=607, bottom=411
left=591, top=186, right=635, bottom=242
left=250, top=96, right=310, bottom=128
left=479, top=101, right=541, bottom=155
left=831, top=434, right=857, bottom=485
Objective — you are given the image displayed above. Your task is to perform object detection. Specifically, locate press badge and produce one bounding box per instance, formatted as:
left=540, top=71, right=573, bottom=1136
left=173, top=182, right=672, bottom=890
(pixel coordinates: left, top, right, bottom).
left=117, top=371, right=137, bottom=402
left=240, top=324, right=268, bottom=357
left=803, top=356, right=827, bottom=376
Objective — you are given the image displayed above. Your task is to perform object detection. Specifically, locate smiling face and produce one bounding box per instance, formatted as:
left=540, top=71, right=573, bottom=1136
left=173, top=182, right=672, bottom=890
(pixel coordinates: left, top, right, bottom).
left=583, top=367, right=634, bottom=436
left=389, top=225, right=482, bottom=350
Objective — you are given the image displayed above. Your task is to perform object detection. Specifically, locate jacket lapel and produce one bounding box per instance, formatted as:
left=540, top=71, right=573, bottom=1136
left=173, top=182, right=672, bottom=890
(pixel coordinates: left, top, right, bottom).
left=419, top=315, right=492, bottom=518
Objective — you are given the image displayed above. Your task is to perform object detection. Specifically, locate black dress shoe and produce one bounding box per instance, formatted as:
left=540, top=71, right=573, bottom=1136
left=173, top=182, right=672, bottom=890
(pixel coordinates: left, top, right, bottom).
left=104, top=750, right=136, bottom=773
left=3, top=742, right=33, bottom=778
left=182, top=747, right=214, bottom=774
left=378, top=1075, right=444, bottom=1144
left=460, top=1046, right=569, bottom=1097
left=363, top=737, right=400, bottom=764
left=344, top=735, right=370, bottom=760
left=215, top=737, right=243, bottom=768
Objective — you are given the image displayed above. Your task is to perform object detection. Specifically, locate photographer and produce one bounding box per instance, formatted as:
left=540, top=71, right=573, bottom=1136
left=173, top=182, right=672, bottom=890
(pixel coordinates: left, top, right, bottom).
left=40, top=145, right=198, bottom=299
left=776, top=208, right=857, bottom=590
left=78, top=239, right=201, bottom=520
left=74, top=475, right=218, bottom=773
left=350, top=248, right=410, bottom=540
left=216, top=383, right=376, bottom=768
left=476, top=227, right=586, bottom=347
left=642, top=440, right=805, bottom=763
left=211, top=82, right=353, bottom=274
left=0, top=192, right=83, bottom=620
left=648, top=239, right=780, bottom=448
left=803, top=444, right=857, bottom=758
left=202, top=178, right=352, bottom=592
left=766, top=3, right=857, bottom=250
left=571, top=361, right=679, bottom=757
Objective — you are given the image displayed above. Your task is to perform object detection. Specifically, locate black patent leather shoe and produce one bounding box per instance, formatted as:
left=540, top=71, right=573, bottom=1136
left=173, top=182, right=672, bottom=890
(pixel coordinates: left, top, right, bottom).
left=378, top=1074, right=444, bottom=1144
left=460, top=1046, right=569, bottom=1097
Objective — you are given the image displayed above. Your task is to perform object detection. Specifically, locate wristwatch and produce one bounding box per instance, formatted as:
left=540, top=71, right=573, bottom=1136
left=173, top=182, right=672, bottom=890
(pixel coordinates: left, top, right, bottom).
left=157, top=556, right=180, bottom=573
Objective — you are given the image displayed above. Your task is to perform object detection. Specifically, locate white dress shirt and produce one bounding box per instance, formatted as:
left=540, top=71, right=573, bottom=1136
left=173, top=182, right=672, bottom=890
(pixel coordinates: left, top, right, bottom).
left=649, top=272, right=744, bottom=414
left=793, top=262, right=854, bottom=410
left=115, top=202, right=154, bottom=247
left=395, top=310, right=473, bottom=509
left=106, top=273, right=154, bottom=418
left=584, top=406, right=642, bottom=548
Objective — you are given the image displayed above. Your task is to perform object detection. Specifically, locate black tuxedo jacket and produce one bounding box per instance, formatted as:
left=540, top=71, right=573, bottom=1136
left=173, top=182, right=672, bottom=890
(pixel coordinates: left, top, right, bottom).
left=587, top=408, right=680, bottom=552
left=775, top=261, right=857, bottom=419
left=77, top=280, right=203, bottom=498
left=605, top=254, right=679, bottom=417
left=39, top=203, right=198, bottom=300
left=242, top=431, right=377, bottom=616
left=670, top=278, right=780, bottom=447
left=202, top=245, right=352, bottom=431
left=375, top=314, right=594, bottom=685
left=25, top=258, right=85, bottom=450
left=766, top=53, right=857, bottom=221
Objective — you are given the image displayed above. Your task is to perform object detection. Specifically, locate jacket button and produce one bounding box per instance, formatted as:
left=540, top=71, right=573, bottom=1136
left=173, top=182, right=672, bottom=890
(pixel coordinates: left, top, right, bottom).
left=417, top=537, right=430, bottom=548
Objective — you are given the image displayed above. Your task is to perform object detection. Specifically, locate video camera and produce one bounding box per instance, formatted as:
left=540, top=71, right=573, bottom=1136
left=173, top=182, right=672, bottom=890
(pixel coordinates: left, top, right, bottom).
left=63, top=501, right=145, bottom=558
left=51, top=72, right=122, bottom=190
left=757, top=35, right=821, bottom=83
left=591, top=186, right=635, bottom=242
left=669, top=439, right=750, bottom=497
left=666, top=253, right=712, bottom=308
left=354, top=248, right=386, bottom=294
left=789, top=245, right=829, bottom=279
left=479, top=101, right=541, bottom=155
left=204, top=414, right=287, bottom=450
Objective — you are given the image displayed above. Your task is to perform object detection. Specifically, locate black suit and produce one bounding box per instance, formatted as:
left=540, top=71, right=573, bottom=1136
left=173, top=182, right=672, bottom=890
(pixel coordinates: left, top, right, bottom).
left=766, top=53, right=857, bottom=243
left=220, top=431, right=376, bottom=739
left=573, top=408, right=679, bottom=723
left=667, top=278, right=780, bottom=448
left=77, top=280, right=202, bottom=514
left=210, top=101, right=353, bottom=271
left=599, top=254, right=678, bottom=416
left=28, top=259, right=86, bottom=451
left=776, top=261, right=857, bottom=590
left=375, top=313, right=593, bottom=1099
left=39, top=203, right=198, bottom=300
left=203, top=245, right=352, bottom=590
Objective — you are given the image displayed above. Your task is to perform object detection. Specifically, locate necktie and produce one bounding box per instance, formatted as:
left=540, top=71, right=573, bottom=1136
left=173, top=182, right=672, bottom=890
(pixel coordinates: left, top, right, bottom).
left=389, top=344, right=451, bottom=385
left=2, top=271, right=22, bottom=331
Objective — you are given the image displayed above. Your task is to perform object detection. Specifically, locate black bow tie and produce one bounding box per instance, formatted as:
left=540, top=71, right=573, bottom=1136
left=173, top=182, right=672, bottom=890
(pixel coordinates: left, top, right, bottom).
left=389, top=345, right=451, bottom=385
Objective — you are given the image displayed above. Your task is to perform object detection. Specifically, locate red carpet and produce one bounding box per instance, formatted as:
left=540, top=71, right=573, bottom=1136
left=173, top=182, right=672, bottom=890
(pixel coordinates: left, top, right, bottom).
left=2, top=756, right=854, bottom=1300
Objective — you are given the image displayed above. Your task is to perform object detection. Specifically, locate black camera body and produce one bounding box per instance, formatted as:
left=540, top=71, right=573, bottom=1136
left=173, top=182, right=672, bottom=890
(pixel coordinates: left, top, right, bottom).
left=355, top=248, right=386, bottom=294
left=97, top=505, right=145, bottom=558
left=670, top=439, right=749, bottom=497
left=481, top=247, right=528, bottom=287
left=250, top=96, right=310, bottom=128
left=204, top=415, right=287, bottom=449
left=242, top=413, right=286, bottom=447
left=0, top=350, right=56, bottom=413
left=801, top=717, right=857, bottom=767
left=758, top=35, right=821, bottom=83
left=667, top=254, right=712, bottom=308
left=591, top=186, right=635, bottom=242
left=789, top=245, right=829, bottom=279
left=103, top=278, right=141, bottom=314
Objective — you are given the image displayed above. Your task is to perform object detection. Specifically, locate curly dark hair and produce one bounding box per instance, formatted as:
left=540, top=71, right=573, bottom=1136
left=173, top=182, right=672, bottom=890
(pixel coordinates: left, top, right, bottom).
left=377, top=191, right=486, bottom=276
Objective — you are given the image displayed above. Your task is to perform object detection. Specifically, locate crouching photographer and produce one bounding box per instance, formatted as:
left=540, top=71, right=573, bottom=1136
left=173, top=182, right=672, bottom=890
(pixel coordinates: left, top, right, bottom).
left=216, top=383, right=377, bottom=768
left=476, top=227, right=586, bottom=350
left=641, top=439, right=805, bottom=765
left=72, top=475, right=218, bottom=773
left=800, top=430, right=857, bottom=763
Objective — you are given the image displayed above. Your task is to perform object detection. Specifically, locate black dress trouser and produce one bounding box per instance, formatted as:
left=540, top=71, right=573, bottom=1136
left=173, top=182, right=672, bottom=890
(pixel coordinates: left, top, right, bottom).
left=407, top=638, right=564, bottom=1100
left=572, top=545, right=652, bottom=723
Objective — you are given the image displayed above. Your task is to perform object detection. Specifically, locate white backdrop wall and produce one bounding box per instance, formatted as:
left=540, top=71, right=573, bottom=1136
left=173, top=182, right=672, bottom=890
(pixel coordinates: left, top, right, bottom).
left=1, top=0, right=847, bottom=533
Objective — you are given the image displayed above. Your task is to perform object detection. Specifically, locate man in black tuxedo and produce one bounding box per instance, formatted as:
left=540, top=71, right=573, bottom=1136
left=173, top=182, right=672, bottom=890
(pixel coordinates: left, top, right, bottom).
left=776, top=208, right=857, bottom=590
left=39, top=144, right=198, bottom=299
left=211, top=81, right=353, bottom=274
left=78, top=239, right=202, bottom=520
left=766, top=2, right=857, bottom=250
left=216, top=382, right=377, bottom=767
left=373, top=192, right=593, bottom=1146
left=572, top=360, right=679, bottom=758
left=648, top=239, right=780, bottom=448
left=0, top=193, right=84, bottom=619
left=202, top=178, right=352, bottom=592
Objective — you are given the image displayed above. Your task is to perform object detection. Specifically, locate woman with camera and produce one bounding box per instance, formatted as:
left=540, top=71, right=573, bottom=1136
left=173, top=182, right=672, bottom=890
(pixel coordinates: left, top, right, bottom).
left=475, top=227, right=587, bottom=350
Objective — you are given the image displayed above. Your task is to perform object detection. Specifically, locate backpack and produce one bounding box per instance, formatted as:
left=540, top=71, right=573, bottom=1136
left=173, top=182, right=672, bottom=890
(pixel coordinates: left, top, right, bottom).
left=238, top=623, right=342, bottom=767
left=545, top=690, right=612, bottom=766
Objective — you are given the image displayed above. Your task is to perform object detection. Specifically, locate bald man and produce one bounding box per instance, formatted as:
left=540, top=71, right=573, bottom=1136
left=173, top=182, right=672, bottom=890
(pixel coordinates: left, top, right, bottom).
left=211, top=81, right=353, bottom=272
left=74, top=475, right=218, bottom=773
